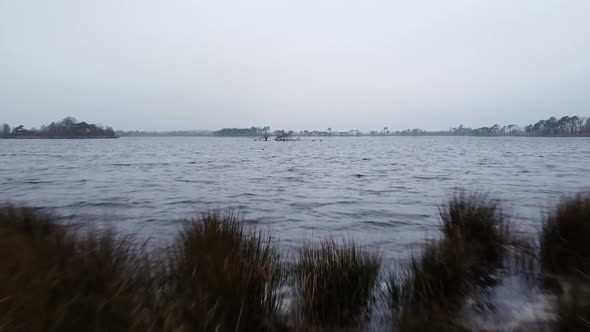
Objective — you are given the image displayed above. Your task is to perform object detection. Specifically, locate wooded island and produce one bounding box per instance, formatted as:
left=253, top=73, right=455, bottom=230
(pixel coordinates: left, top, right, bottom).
left=1, top=117, right=117, bottom=139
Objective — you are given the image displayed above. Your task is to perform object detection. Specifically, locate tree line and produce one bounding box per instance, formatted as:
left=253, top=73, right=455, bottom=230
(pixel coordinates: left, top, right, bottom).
left=213, top=115, right=590, bottom=138
left=390, top=115, right=590, bottom=137
left=214, top=127, right=260, bottom=136
left=5, top=115, right=586, bottom=139
left=446, top=116, right=590, bottom=137
left=1, top=117, right=116, bottom=139
left=116, top=130, right=212, bottom=137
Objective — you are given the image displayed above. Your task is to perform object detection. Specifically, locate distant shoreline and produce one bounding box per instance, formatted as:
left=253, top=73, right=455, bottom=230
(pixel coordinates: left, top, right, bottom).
left=1, top=136, right=118, bottom=140
left=116, top=133, right=590, bottom=138
left=4, top=134, right=590, bottom=139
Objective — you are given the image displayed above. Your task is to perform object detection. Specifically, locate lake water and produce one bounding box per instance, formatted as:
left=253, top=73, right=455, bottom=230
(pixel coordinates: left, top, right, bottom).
left=1, top=136, right=589, bottom=262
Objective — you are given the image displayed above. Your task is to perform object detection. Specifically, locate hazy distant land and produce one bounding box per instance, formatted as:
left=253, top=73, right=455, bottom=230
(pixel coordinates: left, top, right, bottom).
left=118, top=115, right=590, bottom=138
left=2, top=115, right=589, bottom=140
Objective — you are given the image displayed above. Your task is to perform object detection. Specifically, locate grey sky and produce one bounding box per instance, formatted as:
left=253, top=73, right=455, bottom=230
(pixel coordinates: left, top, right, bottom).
left=1, top=0, right=589, bottom=131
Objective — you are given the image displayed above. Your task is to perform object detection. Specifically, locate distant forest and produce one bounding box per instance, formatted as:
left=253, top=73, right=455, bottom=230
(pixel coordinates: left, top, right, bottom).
left=116, top=130, right=212, bottom=137
left=1, top=117, right=116, bottom=139
left=6, top=115, right=588, bottom=139
left=215, top=115, right=590, bottom=137
left=441, top=115, right=590, bottom=137
left=215, top=127, right=261, bottom=136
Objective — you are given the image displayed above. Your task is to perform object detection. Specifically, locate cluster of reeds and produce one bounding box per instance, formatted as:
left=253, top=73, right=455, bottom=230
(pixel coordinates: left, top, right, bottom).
left=387, top=192, right=513, bottom=331
left=0, top=206, right=381, bottom=331
left=145, top=213, right=284, bottom=331
left=0, top=206, right=141, bottom=332
left=540, top=194, right=590, bottom=276
left=387, top=239, right=472, bottom=331
left=1, top=192, right=589, bottom=331
left=539, top=194, right=590, bottom=331
left=293, top=239, right=381, bottom=328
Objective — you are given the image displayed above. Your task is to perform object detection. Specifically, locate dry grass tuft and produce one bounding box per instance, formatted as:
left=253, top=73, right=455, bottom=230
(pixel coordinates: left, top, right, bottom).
left=439, top=192, right=511, bottom=280
left=0, top=205, right=142, bottom=332
left=294, top=239, right=381, bottom=328
left=387, top=192, right=513, bottom=331
left=540, top=194, right=590, bottom=276
left=146, top=213, right=284, bottom=332
left=387, top=240, right=471, bottom=331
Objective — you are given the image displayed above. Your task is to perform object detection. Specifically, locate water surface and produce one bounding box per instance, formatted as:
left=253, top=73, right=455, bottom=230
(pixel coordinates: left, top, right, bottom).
left=1, top=136, right=589, bottom=261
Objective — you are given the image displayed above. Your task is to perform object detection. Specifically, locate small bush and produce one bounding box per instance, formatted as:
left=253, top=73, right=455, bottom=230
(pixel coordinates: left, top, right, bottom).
left=0, top=206, right=141, bottom=332
left=150, top=213, right=283, bottom=332
left=540, top=194, right=590, bottom=276
left=294, top=239, right=381, bottom=328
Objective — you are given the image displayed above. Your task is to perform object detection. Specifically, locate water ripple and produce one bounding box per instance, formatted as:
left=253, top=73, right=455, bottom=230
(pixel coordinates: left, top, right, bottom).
left=1, top=136, right=589, bottom=262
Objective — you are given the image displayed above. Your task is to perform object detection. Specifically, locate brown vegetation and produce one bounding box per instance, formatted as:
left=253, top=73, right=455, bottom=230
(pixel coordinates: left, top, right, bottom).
left=1, top=192, right=590, bottom=331
left=294, top=239, right=381, bottom=328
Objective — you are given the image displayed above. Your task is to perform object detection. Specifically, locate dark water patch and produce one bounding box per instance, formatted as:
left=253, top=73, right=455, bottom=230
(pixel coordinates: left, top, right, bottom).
left=283, top=176, right=305, bottom=183
left=21, top=180, right=54, bottom=184
left=289, top=202, right=326, bottom=209
left=360, top=220, right=399, bottom=228
left=229, top=192, right=258, bottom=199
left=413, top=175, right=451, bottom=181
left=164, top=199, right=203, bottom=206
left=78, top=202, right=133, bottom=208
left=175, top=178, right=216, bottom=185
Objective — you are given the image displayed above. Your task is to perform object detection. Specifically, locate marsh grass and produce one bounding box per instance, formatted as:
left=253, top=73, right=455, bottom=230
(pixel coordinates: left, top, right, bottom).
left=439, top=192, right=512, bottom=281
left=294, top=239, right=381, bottom=328
left=0, top=205, right=142, bottom=332
left=540, top=194, right=590, bottom=276
left=0, top=208, right=284, bottom=332
left=5, top=192, right=590, bottom=331
left=387, top=193, right=513, bottom=331
left=387, top=240, right=471, bottom=331
left=550, top=274, right=590, bottom=332
left=148, top=212, right=284, bottom=332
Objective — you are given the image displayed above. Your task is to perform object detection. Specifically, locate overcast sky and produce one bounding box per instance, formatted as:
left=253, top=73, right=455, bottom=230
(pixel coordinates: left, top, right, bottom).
left=1, top=0, right=589, bottom=131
